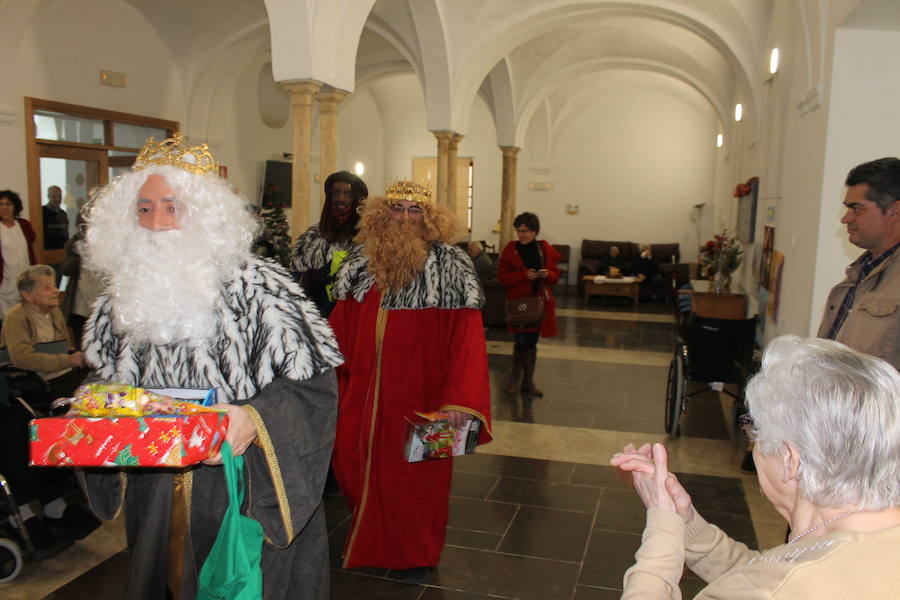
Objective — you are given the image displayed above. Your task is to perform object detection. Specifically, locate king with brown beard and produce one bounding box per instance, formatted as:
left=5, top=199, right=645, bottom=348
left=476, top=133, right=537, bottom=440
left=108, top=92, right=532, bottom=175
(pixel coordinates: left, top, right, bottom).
left=329, top=182, right=492, bottom=582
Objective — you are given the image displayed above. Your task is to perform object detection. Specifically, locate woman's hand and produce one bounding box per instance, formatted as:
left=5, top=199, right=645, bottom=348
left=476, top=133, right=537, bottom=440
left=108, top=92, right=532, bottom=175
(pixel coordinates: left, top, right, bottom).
left=537, top=268, right=549, bottom=279
left=203, top=404, right=259, bottom=466
left=611, top=443, right=695, bottom=522
left=527, top=269, right=539, bottom=280
left=445, top=410, right=470, bottom=430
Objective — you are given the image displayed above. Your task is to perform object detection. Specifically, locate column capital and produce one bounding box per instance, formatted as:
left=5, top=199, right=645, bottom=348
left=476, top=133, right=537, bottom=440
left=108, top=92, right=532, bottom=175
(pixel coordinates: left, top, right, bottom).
left=282, top=80, right=323, bottom=104
left=316, top=89, right=349, bottom=112
left=433, top=130, right=463, bottom=143
left=500, top=146, right=520, bottom=157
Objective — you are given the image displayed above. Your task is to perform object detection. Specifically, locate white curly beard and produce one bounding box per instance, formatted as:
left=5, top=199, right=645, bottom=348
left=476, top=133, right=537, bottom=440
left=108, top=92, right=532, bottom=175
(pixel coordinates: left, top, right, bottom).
left=101, top=228, right=236, bottom=346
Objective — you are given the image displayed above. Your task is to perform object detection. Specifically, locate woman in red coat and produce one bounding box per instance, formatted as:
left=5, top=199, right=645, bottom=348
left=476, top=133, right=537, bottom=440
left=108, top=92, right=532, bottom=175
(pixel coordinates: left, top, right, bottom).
left=497, top=212, right=560, bottom=396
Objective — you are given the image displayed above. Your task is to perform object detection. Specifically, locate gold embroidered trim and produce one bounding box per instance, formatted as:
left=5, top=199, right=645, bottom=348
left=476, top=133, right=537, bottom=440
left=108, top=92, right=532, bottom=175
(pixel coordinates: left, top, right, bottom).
left=246, top=404, right=294, bottom=546
left=438, top=405, right=492, bottom=438
left=343, top=304, right=389, bottom=567
left=184, top=469, right=193, bottom=530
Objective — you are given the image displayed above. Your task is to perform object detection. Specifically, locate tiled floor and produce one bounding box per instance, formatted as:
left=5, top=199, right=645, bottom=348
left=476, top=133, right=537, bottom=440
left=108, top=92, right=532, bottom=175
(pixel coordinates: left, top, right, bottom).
left=2, top=294, right=783, bottom=599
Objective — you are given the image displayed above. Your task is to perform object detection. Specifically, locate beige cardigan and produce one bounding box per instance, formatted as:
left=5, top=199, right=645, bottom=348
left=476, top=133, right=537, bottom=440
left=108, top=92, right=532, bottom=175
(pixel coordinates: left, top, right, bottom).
left=623, top=508, right=900, bottom=598
left=1, top=302, right=72, bottom=375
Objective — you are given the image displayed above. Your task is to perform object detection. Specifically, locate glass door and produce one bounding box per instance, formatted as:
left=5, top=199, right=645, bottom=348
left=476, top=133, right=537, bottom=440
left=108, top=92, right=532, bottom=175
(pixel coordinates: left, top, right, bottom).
left=36, top=145, right=108, bottom=263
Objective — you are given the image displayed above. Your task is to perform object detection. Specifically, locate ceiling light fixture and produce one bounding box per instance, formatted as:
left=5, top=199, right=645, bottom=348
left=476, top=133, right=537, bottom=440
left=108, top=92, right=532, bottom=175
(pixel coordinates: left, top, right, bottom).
left=354, top=162, right=365, bottom=176
left=716, top=133, right=724, bottom=148
left=769, top=48, right=780, bottom=75
left=734, top=103, right=743, bottom=122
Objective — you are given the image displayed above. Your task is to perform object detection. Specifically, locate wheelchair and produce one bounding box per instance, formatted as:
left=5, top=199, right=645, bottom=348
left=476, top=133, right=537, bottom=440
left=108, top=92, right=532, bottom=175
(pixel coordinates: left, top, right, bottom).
left=665, top=315, right=757, bottom=437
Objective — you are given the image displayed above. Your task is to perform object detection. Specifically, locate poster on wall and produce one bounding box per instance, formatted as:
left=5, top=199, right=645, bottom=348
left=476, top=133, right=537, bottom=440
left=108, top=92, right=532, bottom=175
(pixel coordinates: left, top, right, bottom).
left=735, top=177, right=758, bottom=243
left=758, top=226, right=775, bottom=288
left=768, top=251, right=785, bottom=324
left=756, top=286, right=769, bottom=346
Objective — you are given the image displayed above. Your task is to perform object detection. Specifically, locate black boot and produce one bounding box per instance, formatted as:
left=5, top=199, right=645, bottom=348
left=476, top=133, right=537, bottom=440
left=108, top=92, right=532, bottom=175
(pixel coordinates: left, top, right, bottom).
left=505, top=348, right=524, bottom=394
left=521, top=348, right=543, bottom=397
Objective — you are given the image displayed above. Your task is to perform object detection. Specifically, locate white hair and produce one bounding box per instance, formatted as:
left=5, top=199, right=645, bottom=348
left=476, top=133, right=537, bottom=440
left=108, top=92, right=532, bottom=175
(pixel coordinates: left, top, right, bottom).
left=82, top=165, right=259, bottom=346
left=746, top=335, right=900, bottom=510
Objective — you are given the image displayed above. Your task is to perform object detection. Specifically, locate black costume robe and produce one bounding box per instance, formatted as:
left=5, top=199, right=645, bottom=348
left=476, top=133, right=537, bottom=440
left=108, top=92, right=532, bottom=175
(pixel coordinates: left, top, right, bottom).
left=78, top=256, right=344, bottom=600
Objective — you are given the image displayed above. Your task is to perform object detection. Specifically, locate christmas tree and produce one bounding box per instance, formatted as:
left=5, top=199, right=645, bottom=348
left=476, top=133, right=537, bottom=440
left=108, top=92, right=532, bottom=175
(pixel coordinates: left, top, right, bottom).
left=257, top=206, right=293, bottom=269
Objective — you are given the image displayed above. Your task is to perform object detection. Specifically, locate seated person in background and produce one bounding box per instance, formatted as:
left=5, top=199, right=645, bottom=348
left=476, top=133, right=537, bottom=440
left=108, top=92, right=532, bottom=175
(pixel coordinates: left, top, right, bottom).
left=634, top=243, right=665, bottom=300
left=601, top=245, right=628, bottom=277
left=0, top=376, right=100, bottom=554
left=611, top=335, right=900, bottom=599
left=467, top=240, right=495, bottom=280
left=0, top=264, right=85, bottom=409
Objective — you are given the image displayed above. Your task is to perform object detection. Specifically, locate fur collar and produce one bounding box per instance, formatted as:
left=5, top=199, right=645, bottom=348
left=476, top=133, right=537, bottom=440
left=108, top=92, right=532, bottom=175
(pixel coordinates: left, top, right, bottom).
left=292, top=223, right=358, bottom=272
left=332, top=243, right=484, bottom=310
left=83, top=256, right=343, bottom=402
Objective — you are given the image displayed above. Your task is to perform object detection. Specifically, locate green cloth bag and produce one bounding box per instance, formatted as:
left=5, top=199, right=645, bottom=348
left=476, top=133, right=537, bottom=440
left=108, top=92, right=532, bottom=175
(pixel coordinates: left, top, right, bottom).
left=197, top=441, right=265, bottom=600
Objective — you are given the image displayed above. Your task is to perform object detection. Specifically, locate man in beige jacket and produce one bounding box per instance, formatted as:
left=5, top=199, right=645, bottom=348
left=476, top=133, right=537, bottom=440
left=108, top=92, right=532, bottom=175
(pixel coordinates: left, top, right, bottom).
left=818, top=157, right=900, bottom=370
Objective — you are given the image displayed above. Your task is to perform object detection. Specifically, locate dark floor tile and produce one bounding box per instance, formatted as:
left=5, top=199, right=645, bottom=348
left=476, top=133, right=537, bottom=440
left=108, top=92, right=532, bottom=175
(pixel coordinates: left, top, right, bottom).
left=444, top=527, right=501, bottom=551
left=680, top=575, right=708, bottom=597
left=678, top=472, right=746, bottom=514
left=419, top=588, right=500, bottom=600
left=429, top=546, right=579, bottom=600
left=573, top=585, right=623, bottom=600
left=579, top=530, right=641, bottom=589
left=491, top=405, right=597, bottom=427
left=548, top=398, right=625, bottom=418
left=570, top=463, right=633, bottom=490
left=454, top=453, right=575, bottom=482
left=594, top=488, right=647, bottom=534
left=498, top=505, right=592, bottom=562
left=447, top=497, right=518, bottom=534
left=330, top=569, right=423, bottom=600
left=488, top=477, right=601, bottom=513
left=43, top=551, right=129, bottom=599
left=451, top=471, right=499, bottom=499
left=702, top=509, right=759, bottom=549
left=324, top=493, right=351, bottom=532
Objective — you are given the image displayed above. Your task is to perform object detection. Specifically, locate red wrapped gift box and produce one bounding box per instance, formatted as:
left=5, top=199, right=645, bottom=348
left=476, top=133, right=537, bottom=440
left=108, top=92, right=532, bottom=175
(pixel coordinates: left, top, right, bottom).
left=29, top=411, right=229, bottom=467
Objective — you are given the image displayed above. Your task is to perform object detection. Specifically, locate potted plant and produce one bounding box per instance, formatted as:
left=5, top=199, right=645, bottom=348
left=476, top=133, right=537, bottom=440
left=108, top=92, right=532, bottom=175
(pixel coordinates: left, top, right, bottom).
left=699, top=230, right=743, bottom=293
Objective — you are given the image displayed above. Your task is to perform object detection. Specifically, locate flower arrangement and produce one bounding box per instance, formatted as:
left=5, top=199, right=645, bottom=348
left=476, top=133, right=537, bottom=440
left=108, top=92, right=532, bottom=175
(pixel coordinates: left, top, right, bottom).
left=699, top=230, right=742, bottom=291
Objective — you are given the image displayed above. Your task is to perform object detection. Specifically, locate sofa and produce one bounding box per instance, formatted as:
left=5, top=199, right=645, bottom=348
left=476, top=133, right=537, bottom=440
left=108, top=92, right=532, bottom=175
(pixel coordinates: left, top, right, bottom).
left=577, top=240, right=681, bottom=301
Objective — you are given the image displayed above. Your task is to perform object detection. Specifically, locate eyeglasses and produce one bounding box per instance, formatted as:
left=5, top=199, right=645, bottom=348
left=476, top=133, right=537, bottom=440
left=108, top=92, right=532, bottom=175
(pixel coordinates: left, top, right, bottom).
left=515, top=228, right=534, bottom=234
left=390, top=203, right=424, bottom=216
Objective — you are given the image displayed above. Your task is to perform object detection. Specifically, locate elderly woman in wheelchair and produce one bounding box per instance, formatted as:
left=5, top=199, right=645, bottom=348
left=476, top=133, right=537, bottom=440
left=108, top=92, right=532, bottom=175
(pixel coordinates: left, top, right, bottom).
left=612, top=336, right=900, bottom=598
left=0, top=264, right=85, bottom=410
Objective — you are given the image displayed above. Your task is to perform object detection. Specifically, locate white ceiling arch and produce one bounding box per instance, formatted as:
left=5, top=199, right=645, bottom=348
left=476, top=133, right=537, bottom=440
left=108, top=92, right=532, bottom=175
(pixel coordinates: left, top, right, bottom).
left=513, top=58, right=727, bottom=149
left=448, top=0, right=764, bottom=141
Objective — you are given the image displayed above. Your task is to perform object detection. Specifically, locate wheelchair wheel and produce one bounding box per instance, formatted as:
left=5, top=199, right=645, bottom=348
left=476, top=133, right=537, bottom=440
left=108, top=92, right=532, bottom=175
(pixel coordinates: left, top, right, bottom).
left=665, top=354, right=685, bottom=437
left=0, top=537, right=23, bottom=583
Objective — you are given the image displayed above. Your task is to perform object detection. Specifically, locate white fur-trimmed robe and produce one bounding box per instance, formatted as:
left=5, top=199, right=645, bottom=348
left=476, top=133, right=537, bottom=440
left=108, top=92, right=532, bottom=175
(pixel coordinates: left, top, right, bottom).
left=84, top=255, right=343, bottom=400
left=332, top=242, right=484, bottom=309
left=291, top=223, right=357, bottom=273
left=79, top=255, right=343, bottom=600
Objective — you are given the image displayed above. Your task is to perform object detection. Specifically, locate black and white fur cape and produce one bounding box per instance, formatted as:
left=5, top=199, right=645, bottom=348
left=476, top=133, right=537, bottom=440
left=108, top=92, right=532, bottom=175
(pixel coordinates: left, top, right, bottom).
left=83, top=255, right=344, bottom=402
left=332, top=242, right=484, bottom=310
left=292, top=223, right=358, bottom=273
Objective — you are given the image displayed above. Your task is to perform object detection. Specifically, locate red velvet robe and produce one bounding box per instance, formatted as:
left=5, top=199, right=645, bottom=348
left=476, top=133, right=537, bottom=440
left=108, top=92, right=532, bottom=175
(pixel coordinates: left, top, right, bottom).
left=497, top=239, right=561, bottom=337
left=329, top=288, right=492, bottom=569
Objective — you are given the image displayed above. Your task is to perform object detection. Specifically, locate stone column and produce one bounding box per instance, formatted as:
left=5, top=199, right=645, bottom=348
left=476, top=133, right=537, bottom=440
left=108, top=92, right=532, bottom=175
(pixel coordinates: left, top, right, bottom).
left=433, top=131, right=453, bottom=206
left=446, top=132, right=464, bottom=225
left=316, top=88, right=349, bottom=204
left=499, top=146, right=520, bottom=247
left=282, top=80, right=322, bottom=238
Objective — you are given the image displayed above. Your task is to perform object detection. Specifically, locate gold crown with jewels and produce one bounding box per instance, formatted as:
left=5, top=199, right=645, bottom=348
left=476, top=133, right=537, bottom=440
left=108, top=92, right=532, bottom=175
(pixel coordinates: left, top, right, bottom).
left=133, top=133, right=218, bottom=176
left=384, top=180, right=433, bottom=204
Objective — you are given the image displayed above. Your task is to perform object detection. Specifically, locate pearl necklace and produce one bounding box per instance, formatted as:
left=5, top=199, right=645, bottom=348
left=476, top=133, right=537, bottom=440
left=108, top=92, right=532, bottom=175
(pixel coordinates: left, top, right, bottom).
left=788, top=511, right=861, bottom=544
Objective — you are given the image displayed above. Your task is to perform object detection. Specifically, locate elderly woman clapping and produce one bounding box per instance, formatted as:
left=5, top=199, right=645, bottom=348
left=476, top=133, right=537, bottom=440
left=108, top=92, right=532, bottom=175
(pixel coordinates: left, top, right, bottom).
left=611, top=336, right=900, bottom=599
left=0, top=264, right=85, bottom=408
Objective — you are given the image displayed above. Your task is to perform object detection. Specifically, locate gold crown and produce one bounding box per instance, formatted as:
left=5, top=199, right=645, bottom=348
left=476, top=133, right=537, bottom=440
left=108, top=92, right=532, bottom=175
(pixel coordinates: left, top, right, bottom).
left=133, top=133, right=218, bottom=176
left=384, top=180, right=433, bottom=204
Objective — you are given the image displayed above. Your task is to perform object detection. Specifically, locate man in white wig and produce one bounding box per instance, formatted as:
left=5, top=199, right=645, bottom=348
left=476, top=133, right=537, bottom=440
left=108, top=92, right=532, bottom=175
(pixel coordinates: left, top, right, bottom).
left=77, top=133, right=343, bottom=600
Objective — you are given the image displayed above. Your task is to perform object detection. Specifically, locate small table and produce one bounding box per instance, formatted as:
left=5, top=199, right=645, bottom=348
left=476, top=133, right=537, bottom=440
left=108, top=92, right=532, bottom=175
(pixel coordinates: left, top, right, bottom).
left=582, top=276, right=640, bottom=304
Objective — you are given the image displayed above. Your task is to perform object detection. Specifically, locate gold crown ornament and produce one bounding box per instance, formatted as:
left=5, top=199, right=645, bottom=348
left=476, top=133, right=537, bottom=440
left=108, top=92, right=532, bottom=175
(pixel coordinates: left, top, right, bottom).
left=384, top=180, right=433, bottom=204
left=133, top=133, right=219, bottom=176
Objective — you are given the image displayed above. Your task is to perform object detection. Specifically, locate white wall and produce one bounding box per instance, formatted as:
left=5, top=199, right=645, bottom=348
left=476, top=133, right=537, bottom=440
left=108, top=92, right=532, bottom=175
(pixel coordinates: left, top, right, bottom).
left=518, top=86, right=718, bottom=283
left=811, top=26, right=900, bottom=333
left=0, top=0, right=184, bottom=217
